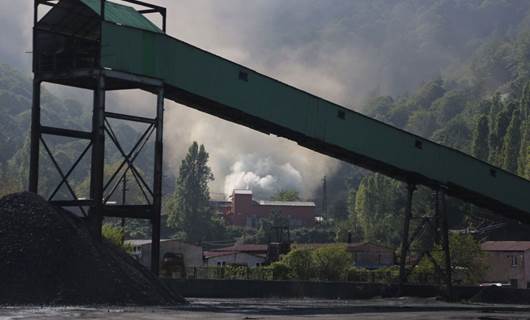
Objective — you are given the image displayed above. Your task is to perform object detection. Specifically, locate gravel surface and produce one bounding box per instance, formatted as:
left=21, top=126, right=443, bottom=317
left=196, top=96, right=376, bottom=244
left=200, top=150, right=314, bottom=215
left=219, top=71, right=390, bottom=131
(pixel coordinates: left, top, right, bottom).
left=0, top=192, right=184, bottom=305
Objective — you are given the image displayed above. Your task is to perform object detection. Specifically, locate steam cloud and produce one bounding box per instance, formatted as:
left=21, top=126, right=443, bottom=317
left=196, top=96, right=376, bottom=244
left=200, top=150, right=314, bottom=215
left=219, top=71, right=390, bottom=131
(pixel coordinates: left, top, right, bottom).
left=223, top=155, right=303, bottom=199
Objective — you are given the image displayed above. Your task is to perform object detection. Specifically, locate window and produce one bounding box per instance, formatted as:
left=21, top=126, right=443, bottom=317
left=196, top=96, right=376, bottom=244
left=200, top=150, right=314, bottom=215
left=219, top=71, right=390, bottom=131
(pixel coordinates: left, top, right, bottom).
left=512, top=255, right=518, bottom=267
left=239, top=70, right=249, bottom=82
left=490, top=168, right=497, bottom=177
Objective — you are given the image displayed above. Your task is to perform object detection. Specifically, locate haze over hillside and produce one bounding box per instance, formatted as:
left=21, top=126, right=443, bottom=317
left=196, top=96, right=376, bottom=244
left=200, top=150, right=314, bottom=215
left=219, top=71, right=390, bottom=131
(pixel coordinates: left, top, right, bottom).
left=2, top=0, right=530, bottom=205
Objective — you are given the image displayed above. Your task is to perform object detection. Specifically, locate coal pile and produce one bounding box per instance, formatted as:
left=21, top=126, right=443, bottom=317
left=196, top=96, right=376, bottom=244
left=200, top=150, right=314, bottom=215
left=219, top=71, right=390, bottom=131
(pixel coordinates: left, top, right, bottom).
left=0, top=192, right=184, bottom=305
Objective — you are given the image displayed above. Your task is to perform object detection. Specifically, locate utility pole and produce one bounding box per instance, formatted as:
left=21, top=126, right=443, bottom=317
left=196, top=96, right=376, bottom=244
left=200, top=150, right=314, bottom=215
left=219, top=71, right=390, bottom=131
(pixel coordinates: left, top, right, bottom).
left=322, top=176, right=328, bottom=219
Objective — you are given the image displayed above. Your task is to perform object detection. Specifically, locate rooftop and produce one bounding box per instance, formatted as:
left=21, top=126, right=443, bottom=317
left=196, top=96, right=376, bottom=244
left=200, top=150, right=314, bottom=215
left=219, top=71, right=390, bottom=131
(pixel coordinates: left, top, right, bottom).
left=213, top=244, right=268, bottom=253
left=258, top=200, right=316, bottom=207
left=481, top=241, right=530, bottom=252
left=292, top=242, right=394, bottom=251
left=80, top=0, right=163, bottom=33
left=233, top=189, right=253, bottom=195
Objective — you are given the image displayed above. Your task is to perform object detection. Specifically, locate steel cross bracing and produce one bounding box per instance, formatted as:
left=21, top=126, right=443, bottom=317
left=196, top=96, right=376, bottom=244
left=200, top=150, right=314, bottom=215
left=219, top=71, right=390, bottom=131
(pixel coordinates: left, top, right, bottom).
left=398, top=186, right=453, bottom=299
left=30, top=0, right=166, bottom=274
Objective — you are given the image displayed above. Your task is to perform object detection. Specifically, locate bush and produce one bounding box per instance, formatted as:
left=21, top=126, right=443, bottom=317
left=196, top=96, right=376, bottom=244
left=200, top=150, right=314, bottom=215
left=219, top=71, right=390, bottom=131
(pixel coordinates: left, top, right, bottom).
left=409, top=233, right=486, bottom=285
left=269, top=262, right=291, bottom=280
left=102, top=224, right=131, bottom=252
left=312, top=245, right=353, bottom=281
left=282, top=249, right=315, bottom=280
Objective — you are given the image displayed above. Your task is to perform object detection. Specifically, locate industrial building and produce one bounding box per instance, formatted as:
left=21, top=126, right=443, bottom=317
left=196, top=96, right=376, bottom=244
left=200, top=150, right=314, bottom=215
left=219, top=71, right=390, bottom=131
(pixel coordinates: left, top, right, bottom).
left=222, top=190, right=316, bottom=228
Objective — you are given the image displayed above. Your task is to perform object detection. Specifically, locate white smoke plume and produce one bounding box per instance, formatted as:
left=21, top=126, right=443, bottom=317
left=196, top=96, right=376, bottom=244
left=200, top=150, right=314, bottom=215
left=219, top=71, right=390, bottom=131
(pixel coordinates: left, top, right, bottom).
left=223, top=155, right=303, bottom=199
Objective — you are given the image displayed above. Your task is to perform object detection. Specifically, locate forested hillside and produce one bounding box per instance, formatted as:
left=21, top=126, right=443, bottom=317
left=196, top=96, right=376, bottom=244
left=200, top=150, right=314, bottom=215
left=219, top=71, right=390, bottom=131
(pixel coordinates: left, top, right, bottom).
left=336, top=1, right=530, bottom=247
left=3, top=1, right=530, bottom=245
left=0, top=64, right=153, bottom=204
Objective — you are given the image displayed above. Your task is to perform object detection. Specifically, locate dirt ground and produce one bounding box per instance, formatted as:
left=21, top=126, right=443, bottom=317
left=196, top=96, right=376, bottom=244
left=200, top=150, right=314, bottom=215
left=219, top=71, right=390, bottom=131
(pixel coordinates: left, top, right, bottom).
left=2, top=298, right=530, bottom=320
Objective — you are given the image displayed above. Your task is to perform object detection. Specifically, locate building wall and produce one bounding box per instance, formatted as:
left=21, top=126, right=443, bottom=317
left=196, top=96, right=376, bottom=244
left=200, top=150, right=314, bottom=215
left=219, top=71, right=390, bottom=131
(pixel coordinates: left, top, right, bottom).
left=132, top=240, right=203, bottom=269
left=206, top=252, right=266, bottom=268
left=348, top=243, right=394, bottom=268
left=227, top=192, right=315, bottom=227
left=524, top=250, right=530, bottom=289
left=482, top=250, right=528, bottom=288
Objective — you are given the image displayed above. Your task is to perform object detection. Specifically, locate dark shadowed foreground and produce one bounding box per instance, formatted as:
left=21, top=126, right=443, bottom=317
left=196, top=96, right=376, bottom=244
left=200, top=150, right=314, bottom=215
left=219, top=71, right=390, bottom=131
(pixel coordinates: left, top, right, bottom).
left=0, top=192, right=184, bottom=305
left=2, top=298, right=530, bottom=319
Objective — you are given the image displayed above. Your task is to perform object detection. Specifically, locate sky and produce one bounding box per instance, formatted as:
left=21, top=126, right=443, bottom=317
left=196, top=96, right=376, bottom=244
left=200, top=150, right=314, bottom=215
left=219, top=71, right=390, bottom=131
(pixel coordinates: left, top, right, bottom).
left=0, top=0, right=457, bottom=200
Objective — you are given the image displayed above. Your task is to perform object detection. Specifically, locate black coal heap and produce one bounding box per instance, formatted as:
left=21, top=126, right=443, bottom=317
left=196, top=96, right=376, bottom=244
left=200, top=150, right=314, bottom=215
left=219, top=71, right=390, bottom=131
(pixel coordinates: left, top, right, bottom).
left=0, top=192, right=183, bottom=305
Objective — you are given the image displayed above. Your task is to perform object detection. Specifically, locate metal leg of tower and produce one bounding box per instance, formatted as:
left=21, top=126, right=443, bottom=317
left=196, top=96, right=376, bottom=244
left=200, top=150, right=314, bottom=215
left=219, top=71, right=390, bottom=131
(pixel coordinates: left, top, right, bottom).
left=29, top=78, right=41, bottom=193
left=399, top=182, right=415, bottom=292
left=440, top=191, right=453, bottom=300
left=151, top=87, right=164, bottom=275
left=89, top=74, right=106, bottom=238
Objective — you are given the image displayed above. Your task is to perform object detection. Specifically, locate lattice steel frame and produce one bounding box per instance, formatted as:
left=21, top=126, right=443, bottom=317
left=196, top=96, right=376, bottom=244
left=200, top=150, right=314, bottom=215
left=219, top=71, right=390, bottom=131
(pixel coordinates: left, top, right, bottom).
left=29, top=0, right=166, bottom=274
left=398, top=183, right=453, bottom=299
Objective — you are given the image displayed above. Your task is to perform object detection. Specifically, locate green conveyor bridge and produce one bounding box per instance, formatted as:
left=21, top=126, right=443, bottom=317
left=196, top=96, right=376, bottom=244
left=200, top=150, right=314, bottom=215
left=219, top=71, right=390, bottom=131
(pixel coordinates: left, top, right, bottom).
left=30, top=0, right=530, bottom=277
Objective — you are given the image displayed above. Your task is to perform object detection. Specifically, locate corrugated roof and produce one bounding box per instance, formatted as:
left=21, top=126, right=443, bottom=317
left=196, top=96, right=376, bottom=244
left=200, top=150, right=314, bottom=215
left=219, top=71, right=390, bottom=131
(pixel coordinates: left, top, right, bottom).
left=213, top=244, right=268, bottom=253
left=80, top=0, right=162, bottom=33
left=291, top=242, right=394, bottom=252
left=481, top=241, right=530, bottom=252
left=204, top=250, right=266, bottom=259
left=258, top=200, right=316, bottom=207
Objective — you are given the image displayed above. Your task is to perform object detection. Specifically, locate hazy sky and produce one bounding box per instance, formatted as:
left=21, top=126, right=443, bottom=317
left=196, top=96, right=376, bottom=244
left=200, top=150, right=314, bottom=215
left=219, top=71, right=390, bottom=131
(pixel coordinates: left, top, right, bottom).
left=0, top=0, right=459, bottom=199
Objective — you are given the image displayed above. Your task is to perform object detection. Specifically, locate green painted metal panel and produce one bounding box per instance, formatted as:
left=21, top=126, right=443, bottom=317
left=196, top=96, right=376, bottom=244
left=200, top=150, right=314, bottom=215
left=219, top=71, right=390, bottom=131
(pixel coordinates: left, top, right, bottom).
left=100, top=22, right=530, bottom=219
left=80, top=0, right=162, bottom=33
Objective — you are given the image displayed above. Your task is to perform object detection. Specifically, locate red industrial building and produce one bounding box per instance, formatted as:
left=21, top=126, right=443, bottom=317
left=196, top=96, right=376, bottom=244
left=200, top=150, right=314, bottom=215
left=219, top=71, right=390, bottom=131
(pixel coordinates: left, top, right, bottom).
left=216, top=190, right=316, bottom=228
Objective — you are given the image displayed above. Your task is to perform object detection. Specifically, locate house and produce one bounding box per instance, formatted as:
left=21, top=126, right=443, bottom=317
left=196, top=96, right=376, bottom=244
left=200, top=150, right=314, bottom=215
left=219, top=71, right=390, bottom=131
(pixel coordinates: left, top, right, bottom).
left=481, top=241, right=530, bottom=288
left=126, top=239, right=203, bottom=269
left=204, top=244, right=268, bottom=267
left=224, top=189, right=316, bottom=228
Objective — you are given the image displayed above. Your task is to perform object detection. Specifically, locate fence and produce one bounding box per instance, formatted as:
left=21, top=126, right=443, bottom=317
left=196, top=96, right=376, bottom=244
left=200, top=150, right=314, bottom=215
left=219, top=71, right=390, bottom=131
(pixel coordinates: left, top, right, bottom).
left=165, top=266, right=446, bottom=285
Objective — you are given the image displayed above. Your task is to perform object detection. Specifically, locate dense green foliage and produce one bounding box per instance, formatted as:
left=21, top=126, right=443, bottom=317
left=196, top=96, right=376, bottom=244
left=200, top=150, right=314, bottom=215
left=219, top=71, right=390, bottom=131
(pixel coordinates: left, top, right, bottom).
left=3, top=1, right=530, bottom=255
left=101, top=223, right=132, bottom=251
left=274, top=245, right=352, bottom=281
left=337, top=8, right=530, bottom=248
left=412, top=233, right=486, bottom=285
left=166, top=142, right=225, bottom=243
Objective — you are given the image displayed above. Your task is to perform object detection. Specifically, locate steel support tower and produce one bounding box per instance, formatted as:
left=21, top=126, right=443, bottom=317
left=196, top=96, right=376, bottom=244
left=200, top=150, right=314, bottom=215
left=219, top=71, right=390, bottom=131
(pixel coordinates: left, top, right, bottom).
left=30, top=0, right=166, bottom=274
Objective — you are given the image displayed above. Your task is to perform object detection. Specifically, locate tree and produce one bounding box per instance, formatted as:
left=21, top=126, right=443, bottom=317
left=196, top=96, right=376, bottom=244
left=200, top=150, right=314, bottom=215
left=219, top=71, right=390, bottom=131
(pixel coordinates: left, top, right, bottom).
left=166, top=142, right=215, bottom=243
left=352, top=174, right=403, bottom=246
left=518, top=82, right=530, bottom=176
left=271, top=190, right=300, bottom=201
left=489, top=107, right=512, bottom=165
left=281, top=249, right=314, bottom=280
left=471, top=115, right=490, bottom=161
left=501, top=109, right=522, bottom=172
left=312, top=245, right=353, bottom=281
left=412, top=233, right=486, bottom=285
